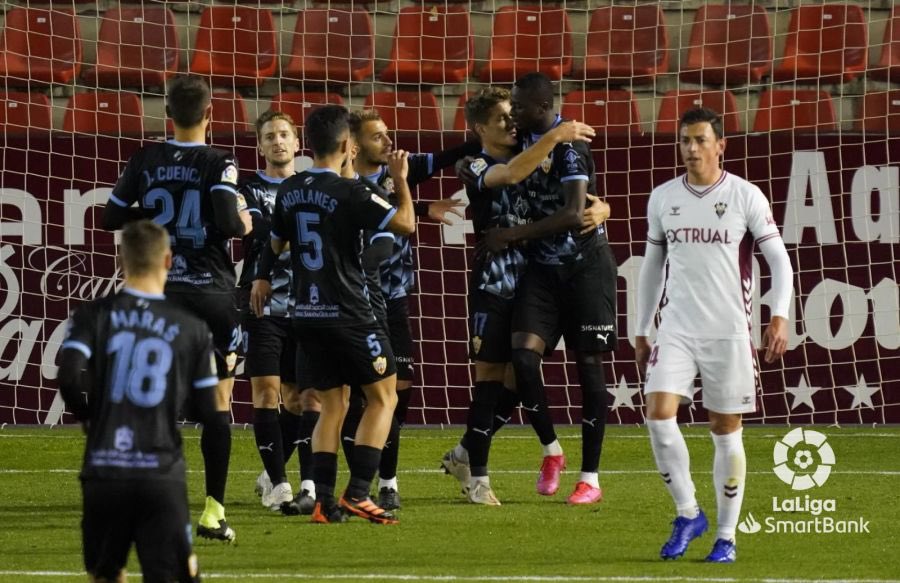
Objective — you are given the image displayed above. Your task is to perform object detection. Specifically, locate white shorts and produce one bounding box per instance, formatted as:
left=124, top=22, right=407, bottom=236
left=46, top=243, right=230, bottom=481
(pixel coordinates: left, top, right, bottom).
left=643, top=331, right=759, bottom=414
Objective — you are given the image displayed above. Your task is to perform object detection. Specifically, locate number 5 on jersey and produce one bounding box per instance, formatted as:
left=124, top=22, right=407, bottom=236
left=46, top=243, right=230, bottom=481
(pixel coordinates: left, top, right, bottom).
left=296, top=212, right=323, bottom=270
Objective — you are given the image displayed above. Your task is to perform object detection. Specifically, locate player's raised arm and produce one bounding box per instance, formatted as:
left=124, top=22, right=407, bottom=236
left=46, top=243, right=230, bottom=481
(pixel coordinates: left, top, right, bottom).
left=383, top=150, right=415, bottom=236
left=482, top=121, right=595, bottom=189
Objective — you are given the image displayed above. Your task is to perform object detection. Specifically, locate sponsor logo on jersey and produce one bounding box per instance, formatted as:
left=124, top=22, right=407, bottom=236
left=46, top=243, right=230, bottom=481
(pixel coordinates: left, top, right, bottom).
left=472, top=335, right=482, bottom=354
left=564, top=149, right=580, bottom=173
left=222, top=164, right=239, bottom=185
left=373, top=355, right=387, bottom=375
left=371, top=193, right=392, bottom=210
left=309, top=284, right=319, bottom=305
left=715, top=201, right=728, bottom=218
left=172, top=255, right=187, bottom=274
left=470, top=157, right=488, bottom=176
left=114, top=426, right=134, bottom=452
left=670, top=206, right=681, bottom=216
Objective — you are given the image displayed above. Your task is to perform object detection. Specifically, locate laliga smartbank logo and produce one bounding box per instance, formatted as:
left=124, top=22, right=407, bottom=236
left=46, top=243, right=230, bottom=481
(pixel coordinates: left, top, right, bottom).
left=737, top=428, right=870, bottom=536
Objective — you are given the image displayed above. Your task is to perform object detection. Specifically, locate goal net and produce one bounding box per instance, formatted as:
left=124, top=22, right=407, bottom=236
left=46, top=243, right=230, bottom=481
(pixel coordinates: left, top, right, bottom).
left=0, top=1, right=897, bottom=427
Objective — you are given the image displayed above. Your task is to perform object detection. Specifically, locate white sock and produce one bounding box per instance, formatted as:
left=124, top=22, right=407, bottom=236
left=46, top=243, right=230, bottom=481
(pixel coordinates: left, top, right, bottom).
left=579, top=472, right=599, bottom=488
left=542, top=439, right=564, bottom=457
left=469, top=475, right=490, bottom=489
left=379, top=476, right=398, bottom=491
left=647, top=418, right=698, bottom=519
left=300, top=479, right=316, bottom=499
left=712, top=428, right=746, bottom=542
left=453, top=443, right=470, bottom=464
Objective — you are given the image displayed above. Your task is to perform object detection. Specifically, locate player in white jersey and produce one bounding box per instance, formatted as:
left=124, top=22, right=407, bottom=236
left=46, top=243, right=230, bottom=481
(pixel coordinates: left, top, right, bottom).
left=635, top=108, right=793, bottom=563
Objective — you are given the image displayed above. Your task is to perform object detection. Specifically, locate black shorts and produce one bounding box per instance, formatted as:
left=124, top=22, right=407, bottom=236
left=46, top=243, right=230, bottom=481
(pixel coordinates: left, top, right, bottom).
left=468, top=289, right=514, bottom=363
left=293, top=322, right=397, bottom=389
left=82, top=479, right=198, bottom=583
left=513, top=244, right=618, bottom=354
left=167, top=290, right=240, bottom=379
left=242, top=315, right=296, bottom=382
left=386, top=297, right=415, bottom=382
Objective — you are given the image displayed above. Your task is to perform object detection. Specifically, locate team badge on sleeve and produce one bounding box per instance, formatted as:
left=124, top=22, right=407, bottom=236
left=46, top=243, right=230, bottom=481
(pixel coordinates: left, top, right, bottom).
left=373, top=356, right=387, bottom=375
left=564, top=149, right=580, bottom=173
left=221, top=164, right=239, bottom=185
left=469, top=157, right=488, bottom=176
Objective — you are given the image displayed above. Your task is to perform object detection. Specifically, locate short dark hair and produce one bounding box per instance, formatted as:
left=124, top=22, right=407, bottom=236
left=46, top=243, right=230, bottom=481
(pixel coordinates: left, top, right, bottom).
left=120, top=220, right=169, bottom=277
left=348, top=109, right=382, bottom=138
left=679, top=107, right=724, bottom=139
left=464, top=87, right=511, bottom=127
left=513, top=72, right=554, bottom=103
left=305, top=104, right=350, bottom=157
left=255, top=110, right=297, bottom=139
left=166, top=75, right=210, bottom=129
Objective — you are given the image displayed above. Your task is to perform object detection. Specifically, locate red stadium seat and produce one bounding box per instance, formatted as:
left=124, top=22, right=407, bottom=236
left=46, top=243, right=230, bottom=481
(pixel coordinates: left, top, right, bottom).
left=189, top=7, right=277, bottom=87
left=269, top=92, right=345, bottom=128
left=0, top=8, right=82, bottom=85
left=656, top=90, right=741, bottom=134
left=83, top=7, right=179, bottom=88
left=856, top=91, right=900, bottom=133
left=561, top=91, right=641, bottom=135
left=582, top=5, right=668, bottom=85
left=164, top=92, right=251, bottom=135
left=773, top=4, right=867, bottom=83
left=381, top=6, right=473, bottom=84
left=283, top=9, right=374, bottom=83
left=870, top=7, right=900, bottom=83
left=63, top=91, right=143, bottom=135
left=681, top=4, right=771, bottom=85
left=753, top=90, right=838, bottom=132
left=479, top=5, right=572, bottom=82
left=0, top=92, right=52, bottom=134
left=452, top=92, right=473, bottom=132
left=363, top=92, right=442, bottom=132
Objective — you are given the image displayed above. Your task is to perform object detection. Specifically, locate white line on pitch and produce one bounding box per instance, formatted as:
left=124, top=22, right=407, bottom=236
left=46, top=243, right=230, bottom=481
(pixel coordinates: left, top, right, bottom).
left=1, top=469, right=898, bottom=476
left=0, top=571, right=896, bottom=583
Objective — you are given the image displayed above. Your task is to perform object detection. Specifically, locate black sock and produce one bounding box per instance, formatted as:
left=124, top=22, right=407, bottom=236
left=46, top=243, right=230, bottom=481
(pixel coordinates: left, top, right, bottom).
left=465, top=380, right=503, bottom=477
left=253, top=408, right=286, bottom=485
left=511, top=348, right=557, bottom=446
left=201, top=411, right=232, bottom=505
left=492, top=386, right=520, bottom=435
left=298, top=411, right=319, bottom=482
left=577, top=355, right=609, bottom=473
left=394, top=387, right=413, bottom=424
left=279, top=408, right=302, bottom=463
left=341, top=391, right=364, bottom=467
left=379, top=415, right=400, bottom=482
left=347, top=445, right=381, bottom=499
left=312, top=451, right=338, bottom=506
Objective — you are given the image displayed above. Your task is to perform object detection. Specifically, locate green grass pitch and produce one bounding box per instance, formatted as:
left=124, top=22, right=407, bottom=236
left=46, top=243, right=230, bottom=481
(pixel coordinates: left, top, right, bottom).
left=1, top=425, right=898, bottom=582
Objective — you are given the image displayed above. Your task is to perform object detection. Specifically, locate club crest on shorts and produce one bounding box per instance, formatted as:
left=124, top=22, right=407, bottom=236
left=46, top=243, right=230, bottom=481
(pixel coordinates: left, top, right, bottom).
left=225, top=352, right=238, bottom=372
left=715, top=201, right=728, bottom=218
left=373, top=356, right=387, bottom=375
left=540, top=154, right=553, bottom=173
left=472, top=335, right=482, bottom=354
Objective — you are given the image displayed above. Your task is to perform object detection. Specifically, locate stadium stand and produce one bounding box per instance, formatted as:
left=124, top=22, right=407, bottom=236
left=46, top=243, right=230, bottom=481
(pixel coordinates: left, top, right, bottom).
left=364, top=91, right=442, bottom=132
left=282, top=9, right=374, bottom=83
left=0, top=7, right=82, bottom=85
left=680, top=4, right=772, bottom=86
left=856, top=91, right=900, bottom=133
left=380, top=6, right=473, bottom=85
left=753, top=90, right=839, bottom=132
left=452, top=92, right=473, bottom=132
left=581, top=5, right=669, bottom=85
left=188, top=6, right=277, bottom=88
left=561, top=90, right=642, bottom=135
left=269, top=92, right=345, bottom=128
left=82, top=6, right=179, bottom=89
left=479, top=5, right=573, bottom=82
left=62, top=91, right=143, bottom=136
left=0, top=92, right=52, bottom=135
left=773, top=4, right=868, bottom=84
left=656, top=90, right=742, bottom=134
left=870, top=5, right=900, bottom=83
